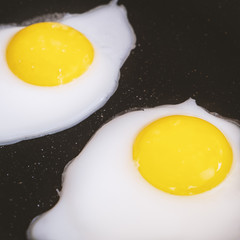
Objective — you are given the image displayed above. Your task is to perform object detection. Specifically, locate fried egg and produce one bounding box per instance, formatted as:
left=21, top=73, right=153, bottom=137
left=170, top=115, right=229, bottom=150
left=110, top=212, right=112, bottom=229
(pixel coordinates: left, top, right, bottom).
left=27, top=99, right=240, bottom=240
left=0, top=1, right=136, bottom=145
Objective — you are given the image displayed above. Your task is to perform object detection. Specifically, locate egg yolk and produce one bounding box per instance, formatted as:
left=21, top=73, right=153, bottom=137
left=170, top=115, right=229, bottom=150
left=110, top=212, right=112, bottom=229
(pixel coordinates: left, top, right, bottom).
left=6, top=22, right=94, bottom=86
left=133, top=115, right=233, bottom=196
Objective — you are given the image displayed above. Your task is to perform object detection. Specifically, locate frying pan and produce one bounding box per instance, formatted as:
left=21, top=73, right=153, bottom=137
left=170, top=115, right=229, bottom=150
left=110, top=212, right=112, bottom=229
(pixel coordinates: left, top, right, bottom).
left=1, top=0, right=240, bottom=239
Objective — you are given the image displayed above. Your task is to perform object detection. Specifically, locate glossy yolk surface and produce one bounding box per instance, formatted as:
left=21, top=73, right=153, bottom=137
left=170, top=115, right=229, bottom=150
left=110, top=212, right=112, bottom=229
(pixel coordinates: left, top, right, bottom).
left=6, top=22, right=94, bottom=86
left=133, top=115, right=233, bottom=195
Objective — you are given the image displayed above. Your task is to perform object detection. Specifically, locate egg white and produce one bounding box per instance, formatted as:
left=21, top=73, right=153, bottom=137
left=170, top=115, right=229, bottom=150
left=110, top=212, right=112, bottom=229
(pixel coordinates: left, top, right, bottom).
left=0, top=1, right=136, bottom=145
left=28, top=99, right=240, bottom=240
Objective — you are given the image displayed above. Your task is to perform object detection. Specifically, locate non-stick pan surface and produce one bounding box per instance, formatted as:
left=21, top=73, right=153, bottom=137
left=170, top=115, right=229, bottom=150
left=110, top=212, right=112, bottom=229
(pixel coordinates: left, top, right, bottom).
left=1, top=0, right=240, bottom=239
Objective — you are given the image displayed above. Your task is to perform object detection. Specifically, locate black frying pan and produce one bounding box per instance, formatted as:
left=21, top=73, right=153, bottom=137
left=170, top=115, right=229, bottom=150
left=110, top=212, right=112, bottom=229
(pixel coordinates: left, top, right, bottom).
left=1, top=0, right=240, bottom=239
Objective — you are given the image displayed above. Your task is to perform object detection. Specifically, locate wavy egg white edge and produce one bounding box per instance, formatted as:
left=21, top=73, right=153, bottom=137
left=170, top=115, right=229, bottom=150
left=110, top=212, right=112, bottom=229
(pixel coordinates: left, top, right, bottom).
left=0, top=1, right=136, bottom=145
left=27, top=99, right=240, bottom=240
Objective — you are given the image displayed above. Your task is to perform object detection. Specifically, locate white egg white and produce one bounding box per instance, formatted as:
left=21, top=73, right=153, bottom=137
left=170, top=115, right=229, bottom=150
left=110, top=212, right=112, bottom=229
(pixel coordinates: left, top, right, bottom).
left=27, top=99, right=240, bottom=240
left=0, top=1, right=136, bottom=145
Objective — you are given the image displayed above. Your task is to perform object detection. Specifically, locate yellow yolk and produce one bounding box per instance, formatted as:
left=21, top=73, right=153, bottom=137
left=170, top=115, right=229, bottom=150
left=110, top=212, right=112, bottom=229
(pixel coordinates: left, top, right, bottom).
left=133, top=115, right=233, bottom=196
left=6, top=22, right=94, bottom=86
